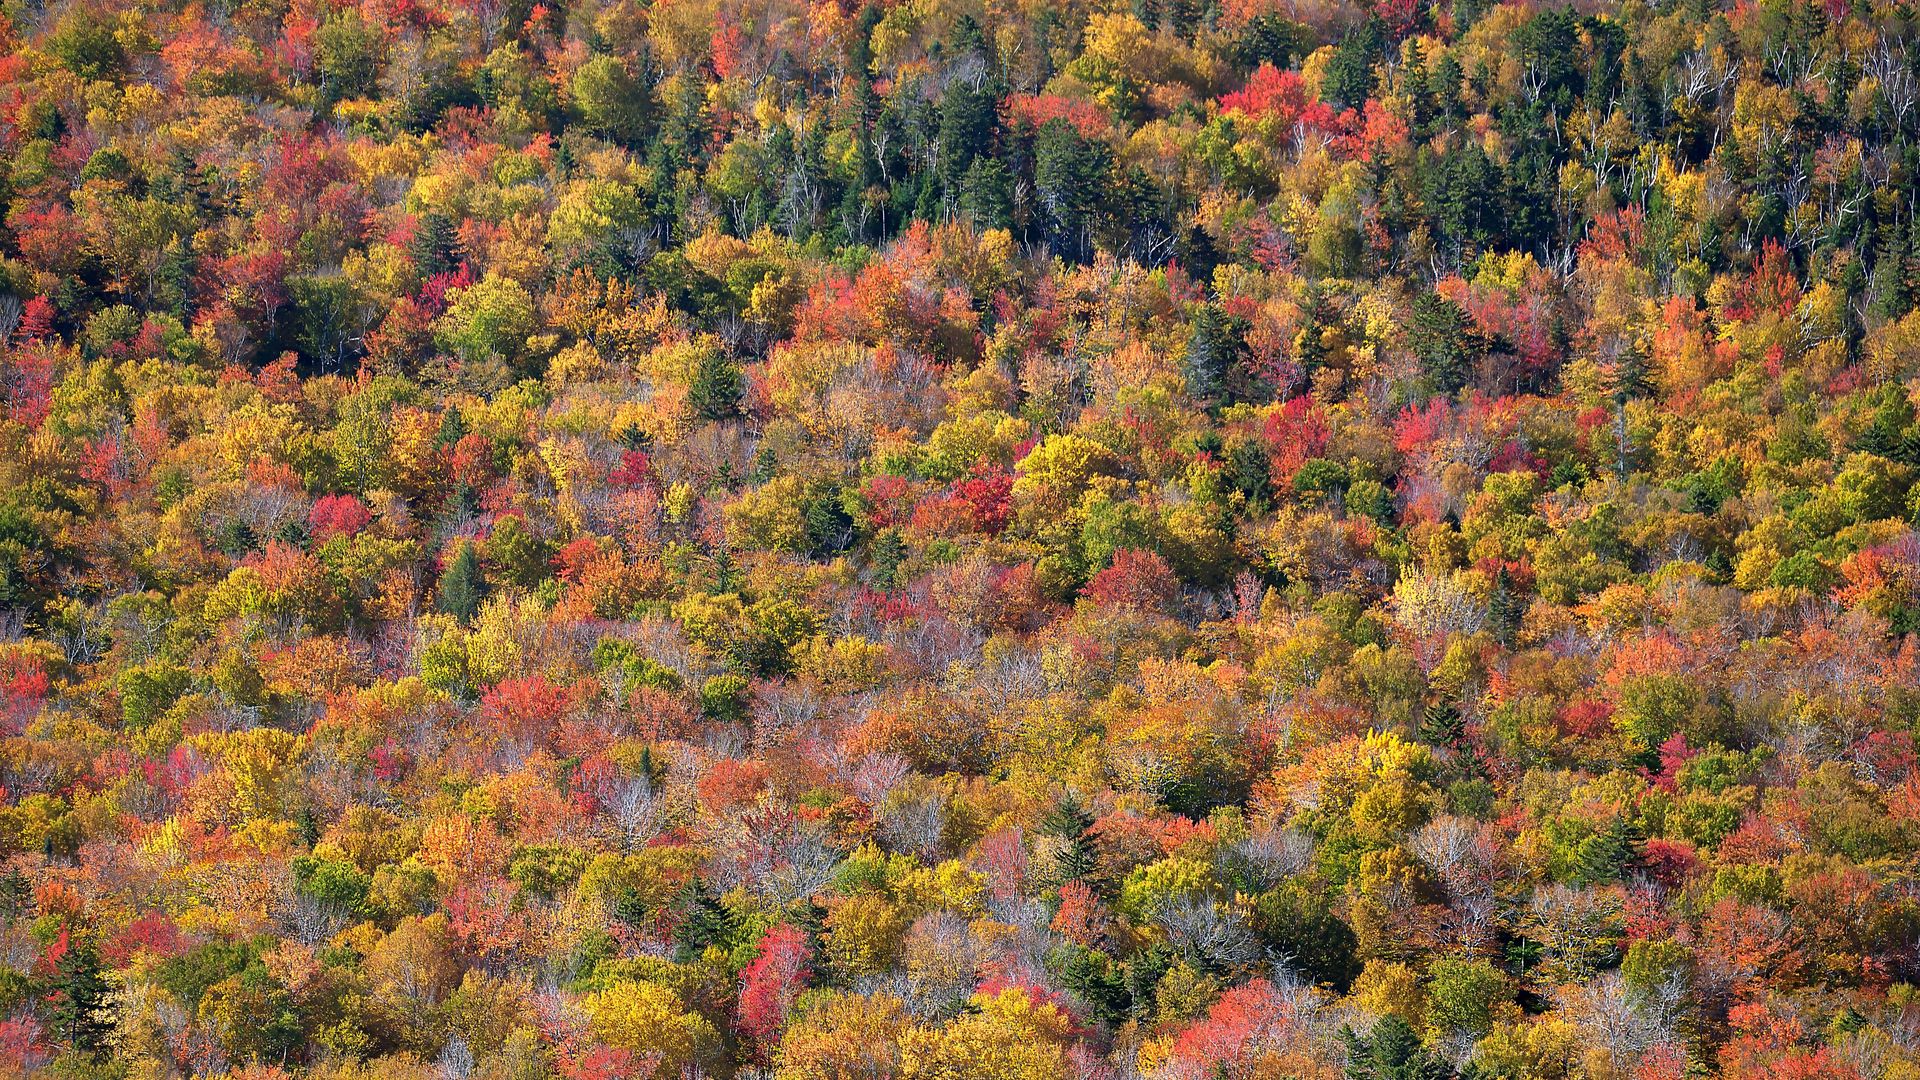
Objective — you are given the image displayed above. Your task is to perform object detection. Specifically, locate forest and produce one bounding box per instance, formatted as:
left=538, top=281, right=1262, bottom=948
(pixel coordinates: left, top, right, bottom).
left=1, top=0, right=1919, bottom=1074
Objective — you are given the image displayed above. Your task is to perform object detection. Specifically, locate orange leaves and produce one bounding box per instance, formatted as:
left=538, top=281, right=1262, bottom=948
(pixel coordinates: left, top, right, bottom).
left=1648, top=293, right=1733, bottom=400
left=1721, top=240, right=1802, bottom=324
left=1082, top=548, right=1178, bottom=612
left=1005, top=94, right=1114, bottom=140
left=478, top=674, right=579, bottom=747
left=697, top=757, right=769, bottom=813
left=1218, top=65, right=1335, bottom=133
left=1050, top=881, right=1110, bottom=948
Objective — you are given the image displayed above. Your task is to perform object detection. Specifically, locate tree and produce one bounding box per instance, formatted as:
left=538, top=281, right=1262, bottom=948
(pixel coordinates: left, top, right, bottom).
left=1324, top=19, right=1385, bottom=110
left=1342, top=1015, right=1453, bottom=1080
left=573, top=56, right=651, bottom=143
left=1039, top=793, right=1098, bottom=884
left=439, top=541, right=484, bottom=624
left=44, top=932, right=112, bottom=1055
left=1409, top=293, right=1471, bottom=393
left=1424, top=957, right=1511, bottom=1038
left=938, top=80, right=999, bottom=201
left=1186, top=301, right=1238, bottom=406
left=434, top=272, right=536, bottom=364
left=1033, top=118, right=1111, bottom=263
left=583, top=979, right=723, bottom=1075
left=738, top=924, right=811, bottom=1058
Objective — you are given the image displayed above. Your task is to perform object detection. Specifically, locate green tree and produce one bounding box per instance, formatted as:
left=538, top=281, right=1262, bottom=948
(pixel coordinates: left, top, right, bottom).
left=1425, top=957, right=1510, bottom=1038
left=1034, top=118, right=1112, bottom=263
left=1185, top=302, right=1238, bottom=406
left=573, top=56, right=652, bottom=144
left=314, top=10, right=381, bottom=102
left=47, top=935, right=113, bottom=1055
left=1324, top=18, right=1384, bottom=110
left=689, top=350, right=745, bottom=420
left=438, top=541, right=484, bottom=624
left=1342, top=1015, right=1453, bottom=1080
left=1409, top=293, right=1471, bottom=394
left=434, top=272, right=536, bottom=363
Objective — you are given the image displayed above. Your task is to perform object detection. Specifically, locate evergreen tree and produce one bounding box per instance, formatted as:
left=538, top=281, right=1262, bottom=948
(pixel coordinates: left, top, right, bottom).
left=1403, top=40, right=1432, bottom=135
left=47, top=935, right=113, bottom=1056
left=960, top=156, right=1015, bottom=231
left=409, top=212, right=459, bottom=278
left=1425, top=141, right=1503, bottom=260
left=1229, top=439, right=1271, bottom=505
left=1573, top=818, right=1643, bottom=886
left=1234, top=12, right=1299, bottom=70
left=1872, top=216, right=1911, bottom=321
left=803, top=483, right=855, bottom=556
left=1418, top=702, right=1465, bottom=747
left=1034, top=118, right=1111, bottom=262
left=869, top=528, right=906, bottom=589
left=1343, top=1016, right=1454, bottom=1080
left=1486, top=566, right=1522, bottom=645
left=1409, top=292, right=1472, bottom=393
left=674, top=880, right=737, bottom=959
left=690, top=351, right=745, bottom=420
left=1050, top=945, right=1131, bottom=1024
left=1041, top=792, right=1099, bottom=883
left=1324, top=18, right=1385, bottom=110
left=749, top=444, right=778, bottom=484
left=1185, top=301, right=1237, bottom=406
left=1431, top=53, right=1464, bottom=128
left=937, top=79, right=999, bottom=203
left=438, top=541, right=484, bottom=624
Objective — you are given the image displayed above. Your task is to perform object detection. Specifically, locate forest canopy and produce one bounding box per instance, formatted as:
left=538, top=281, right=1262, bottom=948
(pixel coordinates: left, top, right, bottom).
left=1, top=0, right=1920, bottom=1076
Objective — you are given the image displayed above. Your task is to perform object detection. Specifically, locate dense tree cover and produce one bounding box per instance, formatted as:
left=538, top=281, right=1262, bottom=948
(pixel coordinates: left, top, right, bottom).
left=2, top=0, right=1920, bottom=1075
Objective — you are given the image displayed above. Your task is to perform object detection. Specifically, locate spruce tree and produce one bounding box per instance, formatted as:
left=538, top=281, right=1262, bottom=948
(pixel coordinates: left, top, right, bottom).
left=438, top=541, right=483, bottom=625
left=1418, top=702, right=1465, bottom=747
left=1041, top=792, right=1099, bottom=883
left=1324, top=18, right=1385, bottom=110
left=1410, top=292, right=1471, bottom=394
left=409, top=212, right=458, bottom=278
left=1185, top=301, right=1236, bottom=406
left=1342, top=1016, right=1455, bottom=1080
left=1871, top=217, right=1911, bottom=321
left=689, top=351, right=745, bottom=420
left=47, top=935, right=112, bottom=1056
left=869, top=528, right=906, bottom=589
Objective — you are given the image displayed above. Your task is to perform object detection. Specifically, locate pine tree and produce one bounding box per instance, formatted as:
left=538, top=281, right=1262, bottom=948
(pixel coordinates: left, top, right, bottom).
left=803, top=484, right=855, bottom=556
left=1409, top=292, right=1471, bottom=394
left=47, top=934, right=113, bottom=1056
left=435, top=404, right=468, bottom=450
left=1185, top=301, right=1236, bottom=406
left=1324, top=18, right=1385, bottom=110
left=1485, top=566, right=1522, bottom=645
left=1034, top=118, right=1111, bottom=263
left=690, top=351, right=745, bottom=421
left=438, top=541, right=483, bottom=624
left=1418, top=702, right=1464, bottom=747
left=959, top=156, right=1014, bottom=231
left=1342, top=1016, right=1455, bottom=1080
left=1403, top=39, right=1431, bottom=136
left=410, top=212, right=458, bottom=278
left=1432, top=54, right=1464, bottom=127
left=1871, top=216, right=1911, bottom=321
left=1041, top=792, right=1099, bottom=883
left=1573, top=819, right=1643, bottom=886
left=674, top=880, right=737, bottom=959
left=937, top=78, right=998, bottom=204
left=749, top=445, right=777, bottom=484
